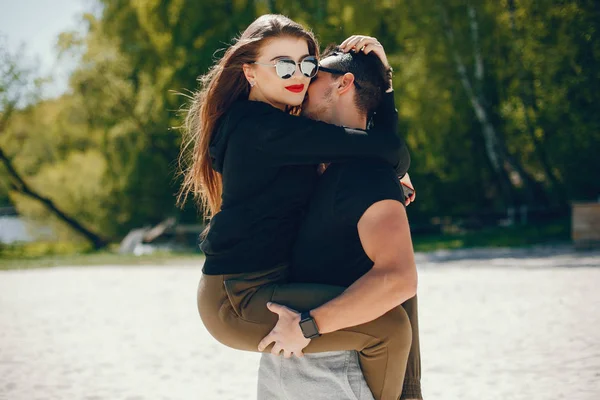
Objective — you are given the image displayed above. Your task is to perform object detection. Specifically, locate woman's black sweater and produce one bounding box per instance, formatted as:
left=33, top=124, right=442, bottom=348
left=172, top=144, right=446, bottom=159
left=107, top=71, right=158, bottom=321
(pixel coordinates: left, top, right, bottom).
left=201, top=92, right=410, bottom=275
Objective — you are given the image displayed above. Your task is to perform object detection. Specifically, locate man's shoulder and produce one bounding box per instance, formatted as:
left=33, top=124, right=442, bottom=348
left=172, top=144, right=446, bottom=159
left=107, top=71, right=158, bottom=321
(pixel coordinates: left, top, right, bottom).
left=333, top=160, right=401, bottom=191
left=326, top=160, right=404, bottom=227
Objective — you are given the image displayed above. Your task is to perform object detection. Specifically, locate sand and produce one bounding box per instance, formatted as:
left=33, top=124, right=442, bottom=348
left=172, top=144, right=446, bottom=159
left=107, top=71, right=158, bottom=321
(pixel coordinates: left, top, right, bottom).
left=0, top=246, right=599, bottom=400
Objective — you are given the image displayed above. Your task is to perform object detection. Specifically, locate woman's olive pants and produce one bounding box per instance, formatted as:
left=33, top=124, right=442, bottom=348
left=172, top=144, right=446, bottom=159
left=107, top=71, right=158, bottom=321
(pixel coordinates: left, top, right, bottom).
left=197, top=265, right=412, bottom=400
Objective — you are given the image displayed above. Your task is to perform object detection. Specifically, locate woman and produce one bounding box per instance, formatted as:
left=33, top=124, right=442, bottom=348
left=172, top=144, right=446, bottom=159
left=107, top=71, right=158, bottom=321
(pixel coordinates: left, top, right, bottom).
left=179, top=14, right=412, bottom=400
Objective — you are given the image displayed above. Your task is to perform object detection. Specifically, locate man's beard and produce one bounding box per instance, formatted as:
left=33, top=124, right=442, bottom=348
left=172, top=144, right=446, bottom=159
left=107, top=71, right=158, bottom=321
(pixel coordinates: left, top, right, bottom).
left=301, top=105, right=320, bottom=121
left=301, top=89, right=333, bottom=122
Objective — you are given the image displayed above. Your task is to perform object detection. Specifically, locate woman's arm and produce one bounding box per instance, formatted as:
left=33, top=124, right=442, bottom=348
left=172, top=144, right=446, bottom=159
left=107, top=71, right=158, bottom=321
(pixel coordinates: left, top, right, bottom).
left=370, top=91, right=398, bottom=135
left=341, top=35, right=409, bottom=176
left=344, top=34, right=396, bottom=136
left=241, top=101, right=406, bottom=168
left=370, top=91, right=411, bottom=176
left=261, top=111, right=401, bottom=165
left=247, top=34, right=408, bottom=170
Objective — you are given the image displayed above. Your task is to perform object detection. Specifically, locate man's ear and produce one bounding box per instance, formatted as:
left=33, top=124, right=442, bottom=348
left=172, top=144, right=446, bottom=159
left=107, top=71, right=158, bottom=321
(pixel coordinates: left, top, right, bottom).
left=242, top=63, right=256, bottom=85
left=337, top=73, right=355, bottom=95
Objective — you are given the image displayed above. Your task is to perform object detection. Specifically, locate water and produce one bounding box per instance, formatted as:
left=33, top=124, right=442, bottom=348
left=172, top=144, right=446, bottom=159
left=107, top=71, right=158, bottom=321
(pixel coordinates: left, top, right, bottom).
left=0, top=216, right=33, bottom=244
left=0, top=216, right=55, bottom=244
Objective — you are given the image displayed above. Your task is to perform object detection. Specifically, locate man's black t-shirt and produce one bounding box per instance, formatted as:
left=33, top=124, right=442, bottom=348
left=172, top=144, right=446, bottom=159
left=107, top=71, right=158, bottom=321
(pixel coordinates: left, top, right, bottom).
left=290, top=160, right=406, bottom=287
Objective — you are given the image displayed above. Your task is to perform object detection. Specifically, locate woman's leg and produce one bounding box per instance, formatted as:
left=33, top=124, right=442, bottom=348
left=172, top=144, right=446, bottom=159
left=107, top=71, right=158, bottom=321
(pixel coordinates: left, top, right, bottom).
left=197, top=267, right=412, bottom=400
left=400, top=296, right=422, bottom=400
left=270, top=283, right=412, bottom=400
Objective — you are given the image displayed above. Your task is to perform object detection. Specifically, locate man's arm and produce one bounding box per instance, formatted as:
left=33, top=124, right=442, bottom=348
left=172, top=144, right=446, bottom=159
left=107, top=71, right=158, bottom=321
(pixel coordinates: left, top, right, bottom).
left=310, top=199, right=417, bottom=333
left=258, top=200, right=417, bottom=357
left=257, top=199, right=417, bottom=355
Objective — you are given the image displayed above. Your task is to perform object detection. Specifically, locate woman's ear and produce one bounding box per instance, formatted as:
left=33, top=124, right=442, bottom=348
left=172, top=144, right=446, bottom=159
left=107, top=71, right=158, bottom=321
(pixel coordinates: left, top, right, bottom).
left=242, top=64, right=256, bottom=86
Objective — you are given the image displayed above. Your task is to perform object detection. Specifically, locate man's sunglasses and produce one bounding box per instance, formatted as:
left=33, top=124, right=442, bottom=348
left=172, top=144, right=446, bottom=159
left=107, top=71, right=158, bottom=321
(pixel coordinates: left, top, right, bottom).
left=253, top=56, right=319, bottom=79
left=318, top=66, right=362, bottom=89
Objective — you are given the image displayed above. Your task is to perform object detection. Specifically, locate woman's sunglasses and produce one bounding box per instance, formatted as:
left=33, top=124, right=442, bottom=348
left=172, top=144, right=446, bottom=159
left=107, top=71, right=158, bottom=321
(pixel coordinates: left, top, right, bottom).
left=253, top=56, right=319, bottom=79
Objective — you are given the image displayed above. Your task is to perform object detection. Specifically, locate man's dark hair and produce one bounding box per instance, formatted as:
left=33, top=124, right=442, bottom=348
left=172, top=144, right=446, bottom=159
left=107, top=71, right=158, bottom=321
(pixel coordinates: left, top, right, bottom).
left=319, top=44, right=390, bottom=115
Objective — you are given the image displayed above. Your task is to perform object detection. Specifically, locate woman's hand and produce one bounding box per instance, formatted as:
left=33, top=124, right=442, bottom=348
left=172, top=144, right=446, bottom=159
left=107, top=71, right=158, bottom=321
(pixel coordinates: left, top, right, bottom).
left=339, top=35, right=393, bottom=91
left=257, top=302, right=310, bottom=358
left=340, top=35, right=389, bottom=67
left=400, top=173, right=416, bottom=206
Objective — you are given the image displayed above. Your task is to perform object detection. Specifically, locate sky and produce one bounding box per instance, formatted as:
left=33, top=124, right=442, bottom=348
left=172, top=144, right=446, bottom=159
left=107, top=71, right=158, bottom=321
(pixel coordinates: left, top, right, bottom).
left=0, top=0, right=96, bottom=98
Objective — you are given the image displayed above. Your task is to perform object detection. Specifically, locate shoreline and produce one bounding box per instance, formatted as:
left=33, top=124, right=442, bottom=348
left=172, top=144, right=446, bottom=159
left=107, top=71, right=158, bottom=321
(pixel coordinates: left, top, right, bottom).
left=2, top=242, right=599, bottom=271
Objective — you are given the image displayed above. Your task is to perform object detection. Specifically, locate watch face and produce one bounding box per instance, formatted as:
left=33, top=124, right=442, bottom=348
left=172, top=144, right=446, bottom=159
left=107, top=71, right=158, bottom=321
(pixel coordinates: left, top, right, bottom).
left=300, top=319, right=320, bottom=338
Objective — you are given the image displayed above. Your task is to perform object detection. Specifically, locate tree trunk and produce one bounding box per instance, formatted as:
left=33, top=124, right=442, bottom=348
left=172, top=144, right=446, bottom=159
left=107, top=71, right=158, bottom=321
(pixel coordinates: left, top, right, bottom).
left=438, top=2, right=515, bottom=206
left=465, top=4, right=551, bottom=206
left=440, top=2, right=549, bottom=207
left=0, top=146, right=109, bottom=249
left=506, top=0, right=567, bottom=206
left=316, top=0, right=326, bottom=23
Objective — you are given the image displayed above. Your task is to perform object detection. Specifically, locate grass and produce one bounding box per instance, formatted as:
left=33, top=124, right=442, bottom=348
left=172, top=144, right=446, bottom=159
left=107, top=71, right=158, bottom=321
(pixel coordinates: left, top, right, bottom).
left=1, top=219, right=571, bottom=270
left=412, top=218, right=570, bottom=253
left=0, top=241, right=203, bottom=270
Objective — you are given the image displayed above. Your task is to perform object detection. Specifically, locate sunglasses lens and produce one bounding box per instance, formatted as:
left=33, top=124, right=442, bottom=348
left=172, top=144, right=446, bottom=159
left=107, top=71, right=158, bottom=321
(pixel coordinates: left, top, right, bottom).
left=275, top=59, right=296, bottom=79
left=300, top=57, right=318, bottom=78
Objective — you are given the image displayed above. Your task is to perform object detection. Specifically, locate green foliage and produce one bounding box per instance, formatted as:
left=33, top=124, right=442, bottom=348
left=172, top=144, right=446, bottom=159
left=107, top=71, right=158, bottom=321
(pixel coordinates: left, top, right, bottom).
left=2, top=0, right=598, bottom=245
left=0, top=240, right=93, bottom=260
left=0, top=244, right=202, bottom=270
left=412, top=218, right=571, bottom=252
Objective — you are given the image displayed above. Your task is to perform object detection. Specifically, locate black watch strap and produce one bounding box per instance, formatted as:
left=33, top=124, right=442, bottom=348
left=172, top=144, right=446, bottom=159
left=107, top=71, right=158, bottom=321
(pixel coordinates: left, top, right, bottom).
left=299, top=311, right=321, bottom=339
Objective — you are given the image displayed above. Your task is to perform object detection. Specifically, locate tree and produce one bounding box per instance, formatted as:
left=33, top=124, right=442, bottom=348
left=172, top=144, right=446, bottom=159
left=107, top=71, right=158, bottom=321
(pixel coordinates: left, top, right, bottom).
left=0, top=40, right=108, bottom=248
left=4, top=0, right=598, bottom=246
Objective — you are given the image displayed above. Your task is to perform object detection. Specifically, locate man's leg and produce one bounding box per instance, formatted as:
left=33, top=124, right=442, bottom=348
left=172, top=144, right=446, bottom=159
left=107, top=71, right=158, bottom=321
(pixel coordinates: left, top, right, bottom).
left=258, top=350, right=375, bottom=400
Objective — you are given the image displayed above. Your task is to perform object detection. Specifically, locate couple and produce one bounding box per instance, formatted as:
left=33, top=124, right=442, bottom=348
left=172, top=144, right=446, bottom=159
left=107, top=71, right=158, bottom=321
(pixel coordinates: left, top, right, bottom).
left=179, top=14, right=421, bottom=400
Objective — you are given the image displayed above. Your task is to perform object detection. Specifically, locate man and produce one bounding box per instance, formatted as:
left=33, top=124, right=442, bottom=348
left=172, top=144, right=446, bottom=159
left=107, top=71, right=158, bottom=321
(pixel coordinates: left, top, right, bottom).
left=257, top=37, right=422, bottom=400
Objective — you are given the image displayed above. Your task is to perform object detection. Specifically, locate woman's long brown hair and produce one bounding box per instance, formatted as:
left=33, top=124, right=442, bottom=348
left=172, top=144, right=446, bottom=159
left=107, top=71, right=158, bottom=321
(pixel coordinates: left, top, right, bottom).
left=177, top=14, right=319, bottom=221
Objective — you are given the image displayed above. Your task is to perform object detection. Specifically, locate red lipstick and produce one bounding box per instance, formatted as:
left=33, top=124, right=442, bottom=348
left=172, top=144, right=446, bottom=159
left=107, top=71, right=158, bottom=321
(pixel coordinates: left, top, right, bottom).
left=285, top=84, right=305, bottom=93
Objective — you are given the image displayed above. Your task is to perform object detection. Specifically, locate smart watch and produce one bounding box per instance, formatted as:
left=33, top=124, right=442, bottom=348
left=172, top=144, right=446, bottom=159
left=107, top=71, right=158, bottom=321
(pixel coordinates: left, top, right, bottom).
left=299, top=311, right=321, bottom=339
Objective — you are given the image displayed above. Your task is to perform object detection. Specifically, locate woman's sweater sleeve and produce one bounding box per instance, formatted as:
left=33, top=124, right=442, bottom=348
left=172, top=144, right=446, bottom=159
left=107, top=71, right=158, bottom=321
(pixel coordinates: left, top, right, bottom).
left=247, top=97, right=407, bottom=168
left=371, top=91, right=399, bottom=136
left=372, top=91, right=409, bottom=177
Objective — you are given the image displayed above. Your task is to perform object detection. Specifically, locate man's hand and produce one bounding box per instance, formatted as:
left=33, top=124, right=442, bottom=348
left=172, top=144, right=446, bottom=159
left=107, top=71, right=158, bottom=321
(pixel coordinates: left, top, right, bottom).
left=257, top=302, right=310, bottom=358
left=400, top=173, right=416, bottom=206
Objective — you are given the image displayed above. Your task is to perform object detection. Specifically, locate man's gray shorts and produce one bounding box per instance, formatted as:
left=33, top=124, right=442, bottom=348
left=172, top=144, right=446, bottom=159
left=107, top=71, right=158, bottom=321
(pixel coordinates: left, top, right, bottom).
left=257, top=351, right=375, bottom=400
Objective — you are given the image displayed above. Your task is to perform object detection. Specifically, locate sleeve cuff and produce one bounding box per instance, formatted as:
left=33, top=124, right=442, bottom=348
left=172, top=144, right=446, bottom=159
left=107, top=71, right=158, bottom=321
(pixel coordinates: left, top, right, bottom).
left=400, top=379, right=423, bottom=400
left=381, top=90, right=395, bottom=106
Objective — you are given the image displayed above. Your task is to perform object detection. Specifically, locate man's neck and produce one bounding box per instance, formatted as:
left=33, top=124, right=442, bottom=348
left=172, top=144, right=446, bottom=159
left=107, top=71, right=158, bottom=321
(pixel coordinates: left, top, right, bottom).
left=320, top=106, right=367, bottom=175
left=331, top=103, right=367, bottom=130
